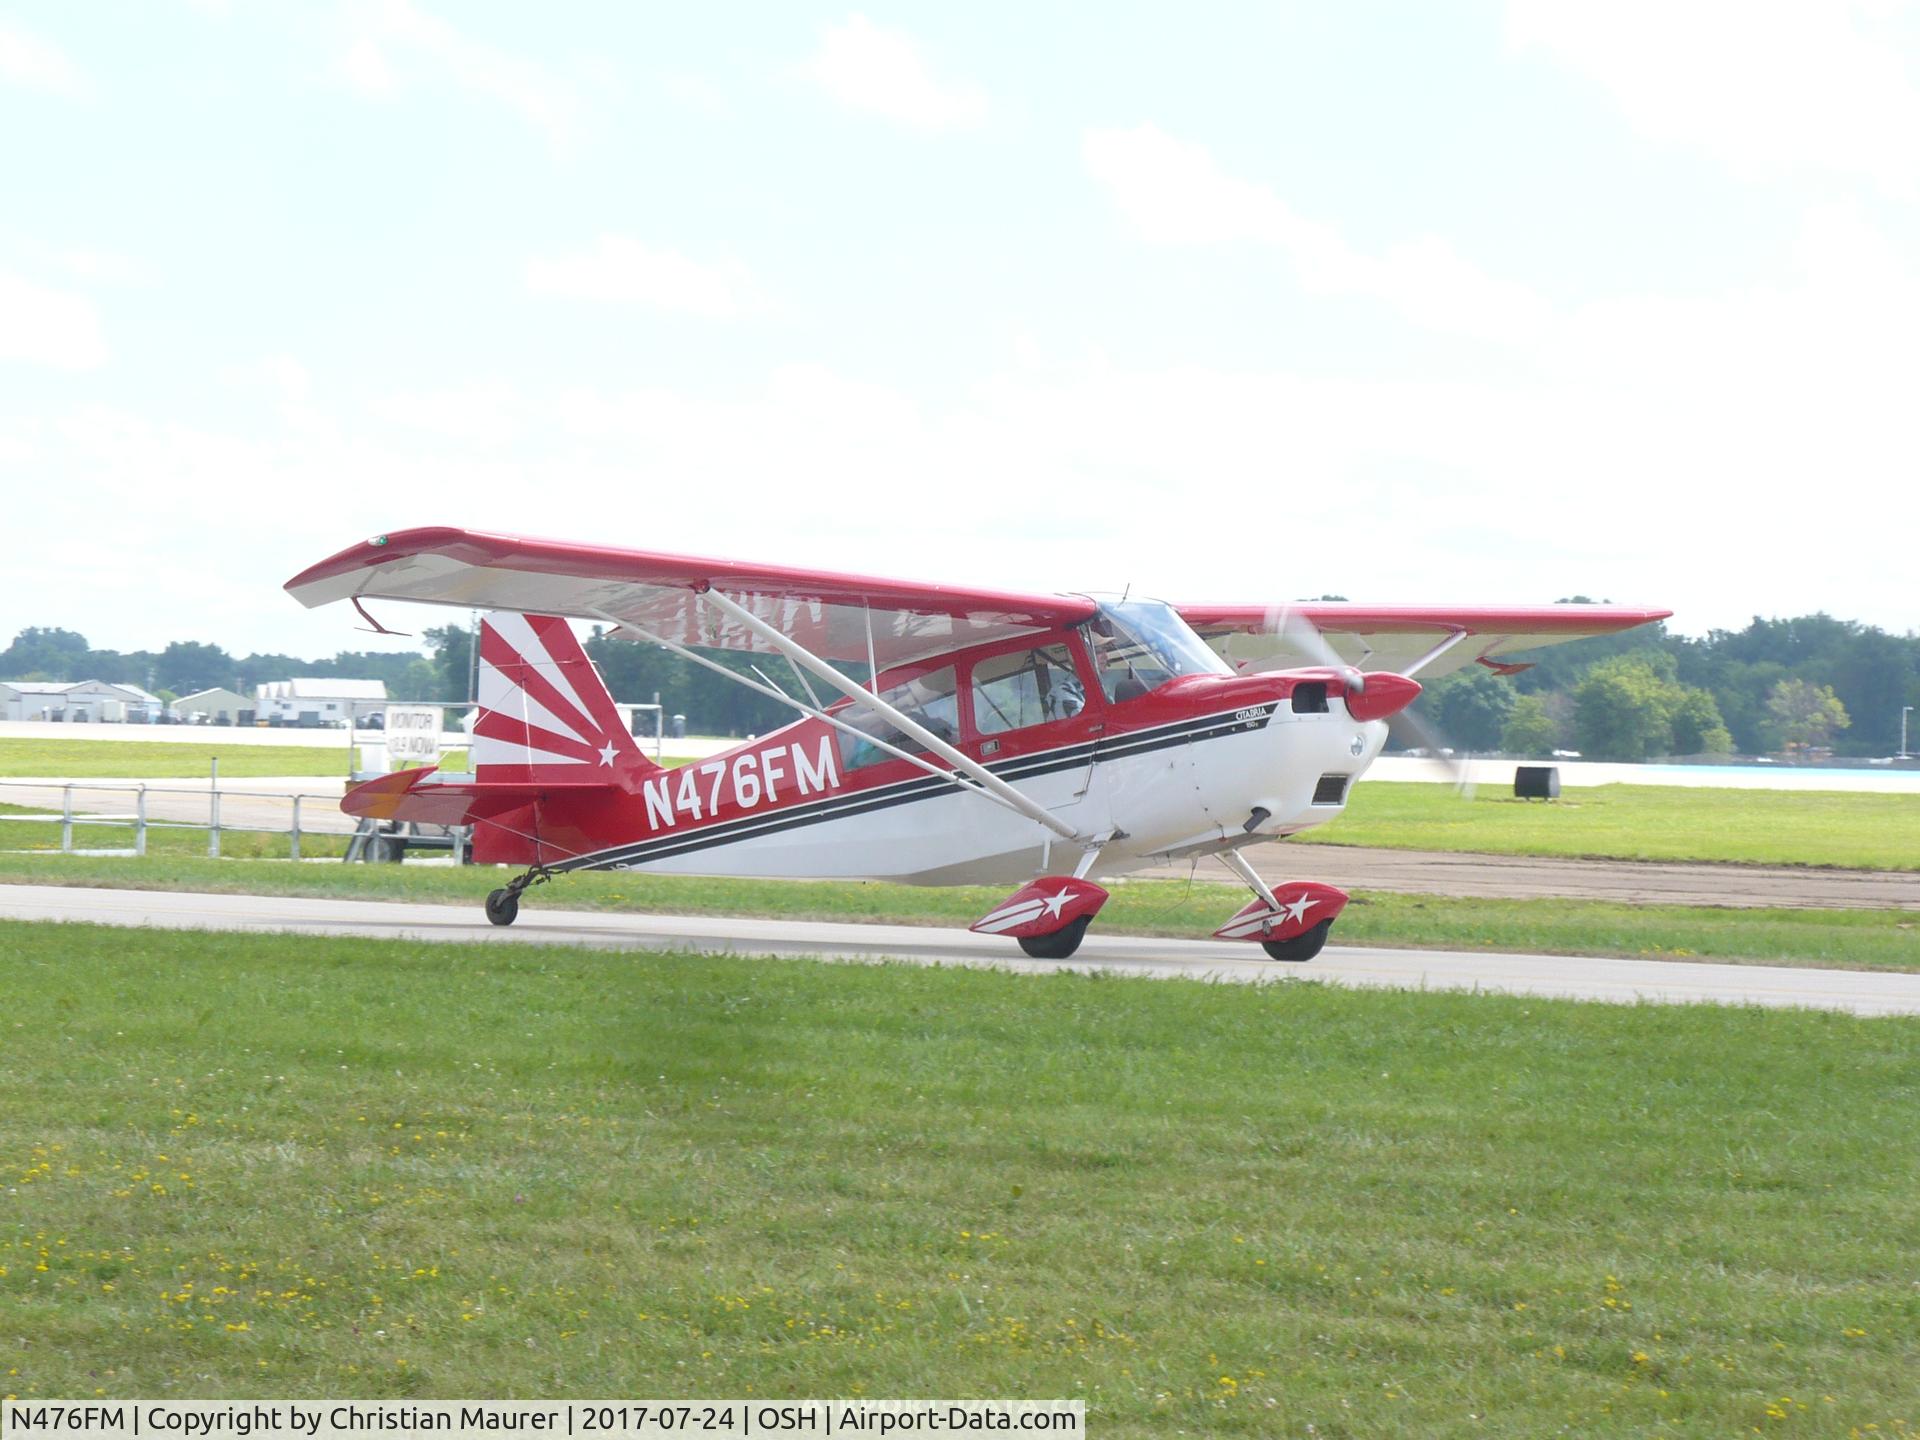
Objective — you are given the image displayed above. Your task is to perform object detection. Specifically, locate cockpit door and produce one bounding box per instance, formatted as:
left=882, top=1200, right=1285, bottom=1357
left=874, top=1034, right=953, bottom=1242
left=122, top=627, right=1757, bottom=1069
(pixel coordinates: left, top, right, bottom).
left=964, top=636, right=1106, bottom=818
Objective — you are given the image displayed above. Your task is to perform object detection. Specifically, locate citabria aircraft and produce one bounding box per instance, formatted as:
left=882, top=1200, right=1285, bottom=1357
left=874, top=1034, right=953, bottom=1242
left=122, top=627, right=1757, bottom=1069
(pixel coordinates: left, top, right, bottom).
left=287, top=528, right=1667, bottom=961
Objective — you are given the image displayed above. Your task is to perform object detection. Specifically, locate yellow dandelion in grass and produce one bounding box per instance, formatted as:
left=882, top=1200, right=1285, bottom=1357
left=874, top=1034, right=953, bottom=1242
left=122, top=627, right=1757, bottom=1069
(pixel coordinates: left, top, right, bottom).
left=1632, top=1351, right=1649, bottom=1365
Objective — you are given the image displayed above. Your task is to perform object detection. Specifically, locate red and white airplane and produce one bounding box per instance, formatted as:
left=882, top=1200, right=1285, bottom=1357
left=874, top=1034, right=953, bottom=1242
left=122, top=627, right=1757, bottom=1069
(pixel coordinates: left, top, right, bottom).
left=287, top=529, right=1667, bottom=961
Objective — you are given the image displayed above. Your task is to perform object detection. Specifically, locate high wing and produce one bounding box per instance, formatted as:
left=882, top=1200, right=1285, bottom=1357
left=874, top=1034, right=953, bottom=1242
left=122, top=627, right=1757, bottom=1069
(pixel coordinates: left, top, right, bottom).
left=1179, top=603, right=1673, bottom=681
left=285, top=527, right=1096, bottom=671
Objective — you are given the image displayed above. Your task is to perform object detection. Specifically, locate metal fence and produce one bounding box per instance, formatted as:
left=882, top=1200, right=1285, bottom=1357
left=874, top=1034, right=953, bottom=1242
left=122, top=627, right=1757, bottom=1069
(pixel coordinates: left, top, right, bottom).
left=0, top=779, right=463, bottom=862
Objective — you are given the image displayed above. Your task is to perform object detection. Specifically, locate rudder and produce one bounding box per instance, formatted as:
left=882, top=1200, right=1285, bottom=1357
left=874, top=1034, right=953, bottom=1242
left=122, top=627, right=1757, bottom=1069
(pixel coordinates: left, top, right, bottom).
left=473, top=611, right=659, bottom=789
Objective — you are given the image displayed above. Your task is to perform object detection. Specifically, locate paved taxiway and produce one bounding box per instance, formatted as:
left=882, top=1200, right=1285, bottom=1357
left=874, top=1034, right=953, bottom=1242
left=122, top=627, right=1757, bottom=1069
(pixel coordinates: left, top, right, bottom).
left=4, top=885, right=1917, bottom=1017
left=1150, top=846, right=1920, bottom=911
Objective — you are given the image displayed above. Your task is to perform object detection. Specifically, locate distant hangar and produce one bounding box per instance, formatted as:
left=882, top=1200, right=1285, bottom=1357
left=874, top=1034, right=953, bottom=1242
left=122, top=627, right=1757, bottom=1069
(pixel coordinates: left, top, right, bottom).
left=0, top=679, right=167, bottom=723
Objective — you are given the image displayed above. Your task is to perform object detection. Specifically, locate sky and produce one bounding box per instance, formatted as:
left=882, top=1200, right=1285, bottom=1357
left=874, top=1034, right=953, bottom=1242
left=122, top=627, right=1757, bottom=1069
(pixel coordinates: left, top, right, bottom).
left=3, top=0, right=1919, bottom=661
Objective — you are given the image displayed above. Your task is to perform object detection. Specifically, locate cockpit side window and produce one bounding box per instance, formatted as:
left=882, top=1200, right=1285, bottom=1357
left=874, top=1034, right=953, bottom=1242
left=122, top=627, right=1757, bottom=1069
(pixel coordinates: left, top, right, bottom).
left=835, top=665, right=960, bottom=772
left=971, top=645, right=1086, bottom=735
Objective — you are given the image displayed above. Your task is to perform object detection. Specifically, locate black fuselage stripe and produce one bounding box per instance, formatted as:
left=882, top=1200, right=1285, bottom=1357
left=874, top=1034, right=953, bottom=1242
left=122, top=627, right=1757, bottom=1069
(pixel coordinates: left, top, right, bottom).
left=553, top=707, right=1273, bottom=872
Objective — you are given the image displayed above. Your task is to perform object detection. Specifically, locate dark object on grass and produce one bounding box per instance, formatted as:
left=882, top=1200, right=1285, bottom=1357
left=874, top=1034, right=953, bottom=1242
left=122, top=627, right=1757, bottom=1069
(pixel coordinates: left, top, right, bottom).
left=1515, top=765, right=1561, bottom=800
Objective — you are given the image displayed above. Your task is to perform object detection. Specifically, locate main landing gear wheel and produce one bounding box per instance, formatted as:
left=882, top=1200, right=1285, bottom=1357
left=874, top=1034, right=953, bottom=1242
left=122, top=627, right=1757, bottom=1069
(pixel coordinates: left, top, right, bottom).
left=1261, top=918, right=1330, bottom=963
left=1017, top=915, right=1091, bottom=960
left=484, top=888, right=520, bottom=927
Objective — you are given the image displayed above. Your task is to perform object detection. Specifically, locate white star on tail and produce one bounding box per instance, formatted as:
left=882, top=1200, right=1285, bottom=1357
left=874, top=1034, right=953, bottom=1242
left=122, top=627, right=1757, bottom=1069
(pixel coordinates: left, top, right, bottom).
left=598, top=742, right=619, bottom=767
left=1041, top=889, right=1074, bottom=919
left=1281, top=893, right=1318, bottom=926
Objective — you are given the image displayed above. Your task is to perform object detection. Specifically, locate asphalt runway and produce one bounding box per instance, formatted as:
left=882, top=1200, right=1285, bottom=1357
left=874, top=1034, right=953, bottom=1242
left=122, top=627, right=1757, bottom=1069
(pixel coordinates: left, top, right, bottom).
left=4, top=884, right=1917, bottom=1017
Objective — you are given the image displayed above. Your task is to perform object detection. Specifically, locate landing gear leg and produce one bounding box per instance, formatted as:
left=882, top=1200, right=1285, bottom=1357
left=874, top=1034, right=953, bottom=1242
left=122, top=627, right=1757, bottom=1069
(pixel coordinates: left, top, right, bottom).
left=484, top=864, right=554, bottom=927
left=1218, top=847, right=1283, bottom=910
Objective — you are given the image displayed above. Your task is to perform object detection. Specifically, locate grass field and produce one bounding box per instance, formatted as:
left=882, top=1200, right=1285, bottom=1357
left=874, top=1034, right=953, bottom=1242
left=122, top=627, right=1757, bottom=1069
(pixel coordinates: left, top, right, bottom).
left=3, top=853, right=1916, bottom=971
left=6, top=739, right=1916, bottom=870
left=1299, top=781, right=1920, bottom=871
left=2, top=922, right=1915, bottom=1434
left=0, top=738, right=357, bottom=779
left=0, top=805, right=351, bottom=860
left=0, top=741, right=709, bottom=780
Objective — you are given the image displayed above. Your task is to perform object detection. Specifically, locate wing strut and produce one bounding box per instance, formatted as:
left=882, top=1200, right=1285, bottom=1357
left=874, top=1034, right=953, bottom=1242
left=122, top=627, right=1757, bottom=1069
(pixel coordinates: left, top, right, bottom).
left=1401, top=629, right=1469, bottom=679
left=693, top=589, right=1088, bottom=844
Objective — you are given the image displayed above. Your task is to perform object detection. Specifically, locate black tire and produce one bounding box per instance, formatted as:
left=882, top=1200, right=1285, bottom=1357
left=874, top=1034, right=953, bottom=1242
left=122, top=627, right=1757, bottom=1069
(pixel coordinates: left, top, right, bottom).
left=1261, top=919, right=1330, bottom=962
left=484, top=888, right=520, bottom=927
left=1017, top=915, right=1091, bottom=960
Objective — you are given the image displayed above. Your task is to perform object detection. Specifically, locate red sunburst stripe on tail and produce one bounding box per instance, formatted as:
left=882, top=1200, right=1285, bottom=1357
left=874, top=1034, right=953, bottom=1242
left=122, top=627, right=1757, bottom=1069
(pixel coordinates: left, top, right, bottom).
left=479, top=620, right=601, bottom=741
left=473, top=611, right=637, bottom=777
left=472, top=708, right=600, bottom=764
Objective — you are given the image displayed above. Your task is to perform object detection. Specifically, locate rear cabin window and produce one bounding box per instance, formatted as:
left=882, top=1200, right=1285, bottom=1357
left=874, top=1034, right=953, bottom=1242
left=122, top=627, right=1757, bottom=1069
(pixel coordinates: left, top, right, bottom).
left=971, top=646, right=1087, bottom=735
left=836, top=666, right=960, bottom=771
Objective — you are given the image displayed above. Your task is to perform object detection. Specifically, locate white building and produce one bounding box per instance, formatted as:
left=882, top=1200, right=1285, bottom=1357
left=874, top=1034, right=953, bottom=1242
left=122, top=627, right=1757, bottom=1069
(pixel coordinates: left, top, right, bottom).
left=255, top=678, right=388, bottom=726
left=175, top=686, right=255, bottom=725
left=0, top=680, right=168, bottom=722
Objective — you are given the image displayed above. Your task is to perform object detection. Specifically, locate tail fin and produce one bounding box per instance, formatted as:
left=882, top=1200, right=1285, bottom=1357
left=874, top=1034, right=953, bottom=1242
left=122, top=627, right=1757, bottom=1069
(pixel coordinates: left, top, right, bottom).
left=473, top=611, right=659, bottom=790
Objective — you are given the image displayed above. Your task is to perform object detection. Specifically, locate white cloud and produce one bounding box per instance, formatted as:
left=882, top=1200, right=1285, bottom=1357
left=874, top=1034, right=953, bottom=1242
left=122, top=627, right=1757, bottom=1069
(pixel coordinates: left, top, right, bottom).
left=664, top=73, right=729, bottom=116
left=0, top=20, right=87, bottom=97
left=372, top=380, right=523, bottom=447
left=526, top=235, right=755, bottom=317
left=340, top=36, right=397, bottom=94
left=0, top=268, right=108, bottom=369
left=799, top=14, right=988, bottom=130
left=337, top=0, right=580, bottom=145
left=1084, top=124, right=1553, bottom=345
left=11, top=313, right=1920, bottom=654
left=221, top=353, right=329, bottom=434
left=57, top=249, right=143, bottom=285
left=1507, top=0, right=1920, bottom=197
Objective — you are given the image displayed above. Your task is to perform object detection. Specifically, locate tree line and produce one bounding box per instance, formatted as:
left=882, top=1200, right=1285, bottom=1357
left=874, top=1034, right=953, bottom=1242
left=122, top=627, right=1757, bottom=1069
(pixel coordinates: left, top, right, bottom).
left=0, top=621, right=795, bottom=737
left=1410, top=607, right=1919, bottom=760
left=5, top=609, right=1916, bottom=758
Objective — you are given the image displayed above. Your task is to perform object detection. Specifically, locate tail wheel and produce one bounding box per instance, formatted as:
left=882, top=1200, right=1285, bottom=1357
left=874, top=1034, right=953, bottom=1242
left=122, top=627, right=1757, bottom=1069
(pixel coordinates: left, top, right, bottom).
left=1261, top=918, right=1330, bottom=962
left=1017, top=915, right=1091, bottom=960
left=484, top=888, right=520, bottom=927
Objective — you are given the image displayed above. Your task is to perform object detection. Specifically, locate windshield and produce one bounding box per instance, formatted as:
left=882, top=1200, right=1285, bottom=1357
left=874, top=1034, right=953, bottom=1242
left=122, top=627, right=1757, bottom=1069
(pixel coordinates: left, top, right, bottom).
left=1086, top=600, right=1231, bottom=702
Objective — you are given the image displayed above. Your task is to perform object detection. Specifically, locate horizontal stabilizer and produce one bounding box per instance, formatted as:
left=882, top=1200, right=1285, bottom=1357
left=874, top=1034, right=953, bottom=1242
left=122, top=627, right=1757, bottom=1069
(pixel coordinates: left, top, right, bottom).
left=342, top=765, right=617, bottom=828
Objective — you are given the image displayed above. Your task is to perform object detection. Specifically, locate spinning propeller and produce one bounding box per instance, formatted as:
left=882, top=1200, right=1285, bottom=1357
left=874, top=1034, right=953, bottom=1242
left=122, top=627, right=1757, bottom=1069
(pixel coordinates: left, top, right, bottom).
left=1261, top=602, right=1477, bottom=796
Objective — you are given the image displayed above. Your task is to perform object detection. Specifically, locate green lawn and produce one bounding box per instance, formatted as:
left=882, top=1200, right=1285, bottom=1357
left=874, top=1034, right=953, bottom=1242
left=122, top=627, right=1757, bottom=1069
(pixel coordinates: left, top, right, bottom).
left=3, top=853, right=1916, bottom=971
left=2, top=922, right=1915, bottom=1435
left=1302, top=781, right=1920, bottom=871
left=0, top=738, right=356, bottom=779
left=8, top=741, right=1914, bottom=872
left=0, top=804, right=352, bottom=860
